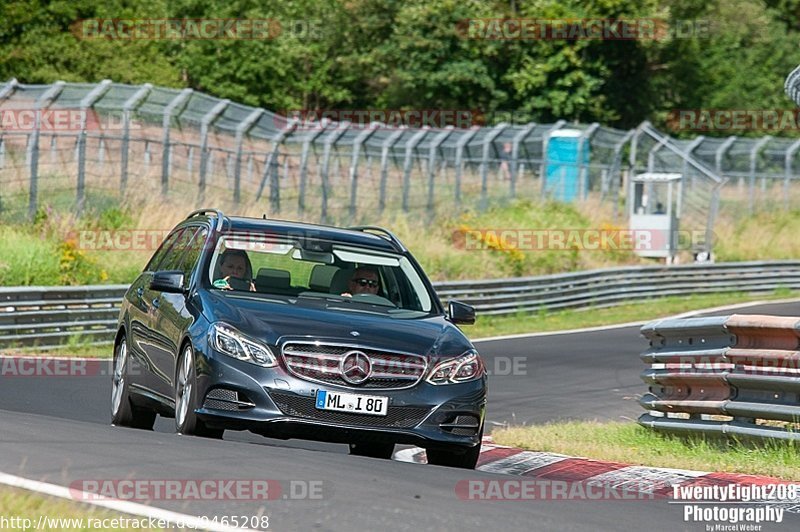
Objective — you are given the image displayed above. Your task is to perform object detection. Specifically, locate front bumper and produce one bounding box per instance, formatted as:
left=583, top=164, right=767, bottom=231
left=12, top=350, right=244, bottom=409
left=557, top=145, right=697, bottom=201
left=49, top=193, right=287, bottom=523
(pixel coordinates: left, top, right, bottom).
left=193, top=345, right=487, bottom=451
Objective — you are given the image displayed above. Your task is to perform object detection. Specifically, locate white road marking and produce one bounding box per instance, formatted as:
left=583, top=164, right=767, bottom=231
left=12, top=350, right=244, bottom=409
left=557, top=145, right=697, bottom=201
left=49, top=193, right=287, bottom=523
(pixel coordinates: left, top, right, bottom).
left=0, top=471, right=257, bottom=532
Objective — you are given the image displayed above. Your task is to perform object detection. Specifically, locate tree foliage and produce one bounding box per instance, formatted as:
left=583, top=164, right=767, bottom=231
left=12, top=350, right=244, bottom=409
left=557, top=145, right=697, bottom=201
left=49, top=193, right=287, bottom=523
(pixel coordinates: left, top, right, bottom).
left=0, top=0, right=798, bottom=133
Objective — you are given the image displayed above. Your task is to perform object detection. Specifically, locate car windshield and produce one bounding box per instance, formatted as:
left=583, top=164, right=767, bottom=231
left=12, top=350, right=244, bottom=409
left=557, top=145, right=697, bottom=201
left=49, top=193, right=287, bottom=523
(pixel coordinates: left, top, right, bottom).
left=207, top=233, right=435, bottom=317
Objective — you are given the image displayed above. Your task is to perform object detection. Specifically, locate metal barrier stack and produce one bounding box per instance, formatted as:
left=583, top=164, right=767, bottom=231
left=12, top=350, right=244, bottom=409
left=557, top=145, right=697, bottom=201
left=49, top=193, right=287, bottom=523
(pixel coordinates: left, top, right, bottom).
left=639, top=314, right=800, bottom=441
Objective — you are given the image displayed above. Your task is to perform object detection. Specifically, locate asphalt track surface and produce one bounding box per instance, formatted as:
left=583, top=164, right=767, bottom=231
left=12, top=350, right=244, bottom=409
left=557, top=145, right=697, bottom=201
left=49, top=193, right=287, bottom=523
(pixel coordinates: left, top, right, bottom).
left=1, top=301, right=798, bottom=531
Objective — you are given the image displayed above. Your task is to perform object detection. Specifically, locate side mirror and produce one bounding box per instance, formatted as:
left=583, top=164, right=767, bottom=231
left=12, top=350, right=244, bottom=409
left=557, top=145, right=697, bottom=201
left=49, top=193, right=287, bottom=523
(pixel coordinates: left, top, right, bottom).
left=150, top=271, right=185, bottom=294
left=448, top=300, right=476, bottom=325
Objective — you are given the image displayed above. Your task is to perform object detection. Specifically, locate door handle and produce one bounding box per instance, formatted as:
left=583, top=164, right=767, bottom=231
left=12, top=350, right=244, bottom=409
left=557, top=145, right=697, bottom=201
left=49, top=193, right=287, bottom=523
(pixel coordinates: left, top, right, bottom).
left=152, top=298, right=160, bottom=309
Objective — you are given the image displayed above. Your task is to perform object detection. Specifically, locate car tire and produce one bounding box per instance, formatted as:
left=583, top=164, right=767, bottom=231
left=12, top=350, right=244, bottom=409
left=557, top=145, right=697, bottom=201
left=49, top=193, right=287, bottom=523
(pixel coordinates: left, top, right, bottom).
left=175, top=343, right=224, bottom=439
left=425, top=427, right=483, bottom=469
left=348, top=442, right=395, bottom=459
left=111, top=337, right=156, bottom=430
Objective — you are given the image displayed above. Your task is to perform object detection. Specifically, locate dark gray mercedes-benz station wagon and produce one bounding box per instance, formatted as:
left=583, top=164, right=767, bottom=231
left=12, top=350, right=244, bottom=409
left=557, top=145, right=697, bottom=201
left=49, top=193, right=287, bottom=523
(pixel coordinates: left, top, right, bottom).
left=111, top=209, right=487, bottom=468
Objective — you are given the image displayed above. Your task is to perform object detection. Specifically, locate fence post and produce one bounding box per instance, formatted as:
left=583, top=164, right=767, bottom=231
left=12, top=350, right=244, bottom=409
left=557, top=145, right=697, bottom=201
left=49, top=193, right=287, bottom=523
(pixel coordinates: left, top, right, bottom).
left=197, top=99, right=229, bottom=204
left=257, top=119, right=297, bottom=214
left=0, top=78, right=18, bottom=104
left=297, top=125, right=326, bottom=215
left=426, top=127, right=453, bottom=216
left=479, top=123, right=508, bottom=211
left=160, top=88, right=193, bottom=197
left=453, top=128, right=479, bottom=209
left=577, top=123, right=599, bottom=201
left=605, top=129, right=633, bottom=204
left=682, top=135, right=705, bottom=194
left=75, top=80, right=111, bottom=214
left=539, top=120, right=565, bottom=198
left=622, top=125, right=645, bottom=221
left=401, top=129, right=429, bottom=212
left=28, top=81, right=65, bottom=220
left=319, top=123, right=348, bottom=223
left=784, top=138, right=800, bottom=210
left=0, top=79, right=18, bottom=214
left=646, top=136, right=668, bottom=173
left=510, top=122, right=536, bottom=198
left=120, top=84, right=151, bottom=197
left=748, top=136, right=771, bottom=213
left=348, top=123, right=379, bottom=221
left=378, top=128, right=405, bottom=214
left=714, top=136, right=736, bottom=180
left=232, top=108, right=264, bottom=205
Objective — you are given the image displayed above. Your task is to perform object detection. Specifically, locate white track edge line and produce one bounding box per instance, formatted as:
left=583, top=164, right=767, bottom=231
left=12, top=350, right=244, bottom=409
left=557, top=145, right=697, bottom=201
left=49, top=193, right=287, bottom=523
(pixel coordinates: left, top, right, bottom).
left=0, top=471, right=256, bottom=532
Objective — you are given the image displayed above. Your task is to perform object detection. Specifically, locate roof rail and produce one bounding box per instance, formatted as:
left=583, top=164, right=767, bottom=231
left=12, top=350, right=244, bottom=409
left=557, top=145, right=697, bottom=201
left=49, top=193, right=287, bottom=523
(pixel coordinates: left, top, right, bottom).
left=348, top=225, right=406, bottom=252
left=185, top=208, right=226, bottom=232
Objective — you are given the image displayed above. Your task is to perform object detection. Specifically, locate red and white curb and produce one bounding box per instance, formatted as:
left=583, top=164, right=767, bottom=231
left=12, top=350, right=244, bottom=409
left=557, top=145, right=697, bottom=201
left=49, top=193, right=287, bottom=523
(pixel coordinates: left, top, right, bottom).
left=394, top=438, right=800, bottom=512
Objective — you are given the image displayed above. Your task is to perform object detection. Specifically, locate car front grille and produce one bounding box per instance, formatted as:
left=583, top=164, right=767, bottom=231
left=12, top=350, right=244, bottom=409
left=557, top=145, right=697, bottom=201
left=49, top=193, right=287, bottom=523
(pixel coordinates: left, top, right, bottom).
left=281, top=342, right=427, bottom=390
left=269, top=390, right=430, bottom=428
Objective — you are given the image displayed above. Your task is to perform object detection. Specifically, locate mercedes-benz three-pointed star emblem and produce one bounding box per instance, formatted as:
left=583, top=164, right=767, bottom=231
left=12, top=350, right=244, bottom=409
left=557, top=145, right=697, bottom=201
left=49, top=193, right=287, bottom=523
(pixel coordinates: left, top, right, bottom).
left=340, top=350, right=371, bottom=385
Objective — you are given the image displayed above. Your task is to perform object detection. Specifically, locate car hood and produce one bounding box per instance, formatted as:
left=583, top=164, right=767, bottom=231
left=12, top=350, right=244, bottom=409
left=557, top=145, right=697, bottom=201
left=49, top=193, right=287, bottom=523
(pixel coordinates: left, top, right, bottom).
left=200, top=291, right=474, bottom=359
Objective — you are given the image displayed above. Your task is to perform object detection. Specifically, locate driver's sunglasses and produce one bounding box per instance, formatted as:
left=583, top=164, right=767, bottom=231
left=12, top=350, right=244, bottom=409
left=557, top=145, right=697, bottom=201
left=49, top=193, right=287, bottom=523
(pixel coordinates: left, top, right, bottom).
left=352, top=278, right=379, bottom=288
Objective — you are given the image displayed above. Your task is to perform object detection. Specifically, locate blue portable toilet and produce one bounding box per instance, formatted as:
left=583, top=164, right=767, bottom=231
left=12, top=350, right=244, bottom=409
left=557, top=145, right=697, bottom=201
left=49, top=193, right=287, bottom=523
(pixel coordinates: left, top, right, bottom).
left=544, top=129, right=590, bottom=202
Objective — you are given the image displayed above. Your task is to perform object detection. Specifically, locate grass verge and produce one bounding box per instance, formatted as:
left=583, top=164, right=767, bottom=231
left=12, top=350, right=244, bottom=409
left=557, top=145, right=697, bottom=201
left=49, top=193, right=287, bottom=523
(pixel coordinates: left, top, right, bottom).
left=492, top=421, right=800, bottom=480
left=0, top=486, right=163, bottom=531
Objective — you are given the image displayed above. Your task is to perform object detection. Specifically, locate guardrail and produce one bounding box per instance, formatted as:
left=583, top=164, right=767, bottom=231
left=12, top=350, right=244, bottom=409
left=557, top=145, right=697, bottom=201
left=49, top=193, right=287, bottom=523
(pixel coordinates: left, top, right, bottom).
left=639, top=314, right=800, bottom=441
left=1, top=260, right=800, bottom=350
left=436, top=260, right=800, bottom=316
left=0, top=285, right=128, bottom=350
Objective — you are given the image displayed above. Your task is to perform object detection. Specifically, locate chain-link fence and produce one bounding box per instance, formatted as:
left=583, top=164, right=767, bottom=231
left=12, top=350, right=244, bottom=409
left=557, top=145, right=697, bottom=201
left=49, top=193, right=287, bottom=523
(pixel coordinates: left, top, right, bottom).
left=0, top=78, right=796, bottom=230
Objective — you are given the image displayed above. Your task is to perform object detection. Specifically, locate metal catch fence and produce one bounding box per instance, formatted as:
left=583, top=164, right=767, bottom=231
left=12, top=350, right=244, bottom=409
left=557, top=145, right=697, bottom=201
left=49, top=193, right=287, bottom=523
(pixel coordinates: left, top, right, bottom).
left=1, top=79, right=796, bottom=230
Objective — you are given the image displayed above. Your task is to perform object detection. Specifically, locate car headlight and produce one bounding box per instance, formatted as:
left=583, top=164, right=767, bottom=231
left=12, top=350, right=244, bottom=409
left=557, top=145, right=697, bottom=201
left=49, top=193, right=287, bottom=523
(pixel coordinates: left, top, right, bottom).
left=209, top=323, right=277, bottom=367
left=426, top=350, right=485, bottom=385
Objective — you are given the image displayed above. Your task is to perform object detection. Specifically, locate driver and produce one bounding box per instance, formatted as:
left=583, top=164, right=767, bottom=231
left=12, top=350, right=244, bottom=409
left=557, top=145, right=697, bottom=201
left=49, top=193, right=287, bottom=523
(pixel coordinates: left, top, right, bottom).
left=213, top=249, right=255, bottom=291
left=343, top=267, right=380, bottom=297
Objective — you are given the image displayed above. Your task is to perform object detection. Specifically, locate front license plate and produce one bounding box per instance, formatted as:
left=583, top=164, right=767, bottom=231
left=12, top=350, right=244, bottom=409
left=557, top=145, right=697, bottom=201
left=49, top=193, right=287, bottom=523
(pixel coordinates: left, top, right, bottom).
left=315, top=390, right=389, bottom=416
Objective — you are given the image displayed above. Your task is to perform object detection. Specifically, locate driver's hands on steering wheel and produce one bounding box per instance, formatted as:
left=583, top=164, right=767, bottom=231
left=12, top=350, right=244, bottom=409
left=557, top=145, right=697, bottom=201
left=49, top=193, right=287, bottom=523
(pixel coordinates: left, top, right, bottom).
left=214, top=275, right=255, bottom=292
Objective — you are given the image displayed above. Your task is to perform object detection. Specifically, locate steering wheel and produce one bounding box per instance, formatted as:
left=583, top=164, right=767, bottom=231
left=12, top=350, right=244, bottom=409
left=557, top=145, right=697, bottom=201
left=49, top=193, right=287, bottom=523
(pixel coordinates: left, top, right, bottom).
left=351, top=293, right=396, bottom=307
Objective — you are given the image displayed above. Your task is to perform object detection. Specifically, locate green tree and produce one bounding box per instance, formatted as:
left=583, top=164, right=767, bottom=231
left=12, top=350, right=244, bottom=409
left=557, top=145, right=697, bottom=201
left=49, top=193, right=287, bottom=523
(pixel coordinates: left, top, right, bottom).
left=0, top=0, right=180, bottom=85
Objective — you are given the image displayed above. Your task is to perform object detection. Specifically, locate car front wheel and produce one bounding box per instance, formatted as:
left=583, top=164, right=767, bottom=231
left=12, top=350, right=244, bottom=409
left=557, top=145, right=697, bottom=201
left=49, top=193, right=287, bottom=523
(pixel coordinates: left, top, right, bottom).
left=175, top=343, right=223, bottom=439
left=425, top=428, right=483, bottom=469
